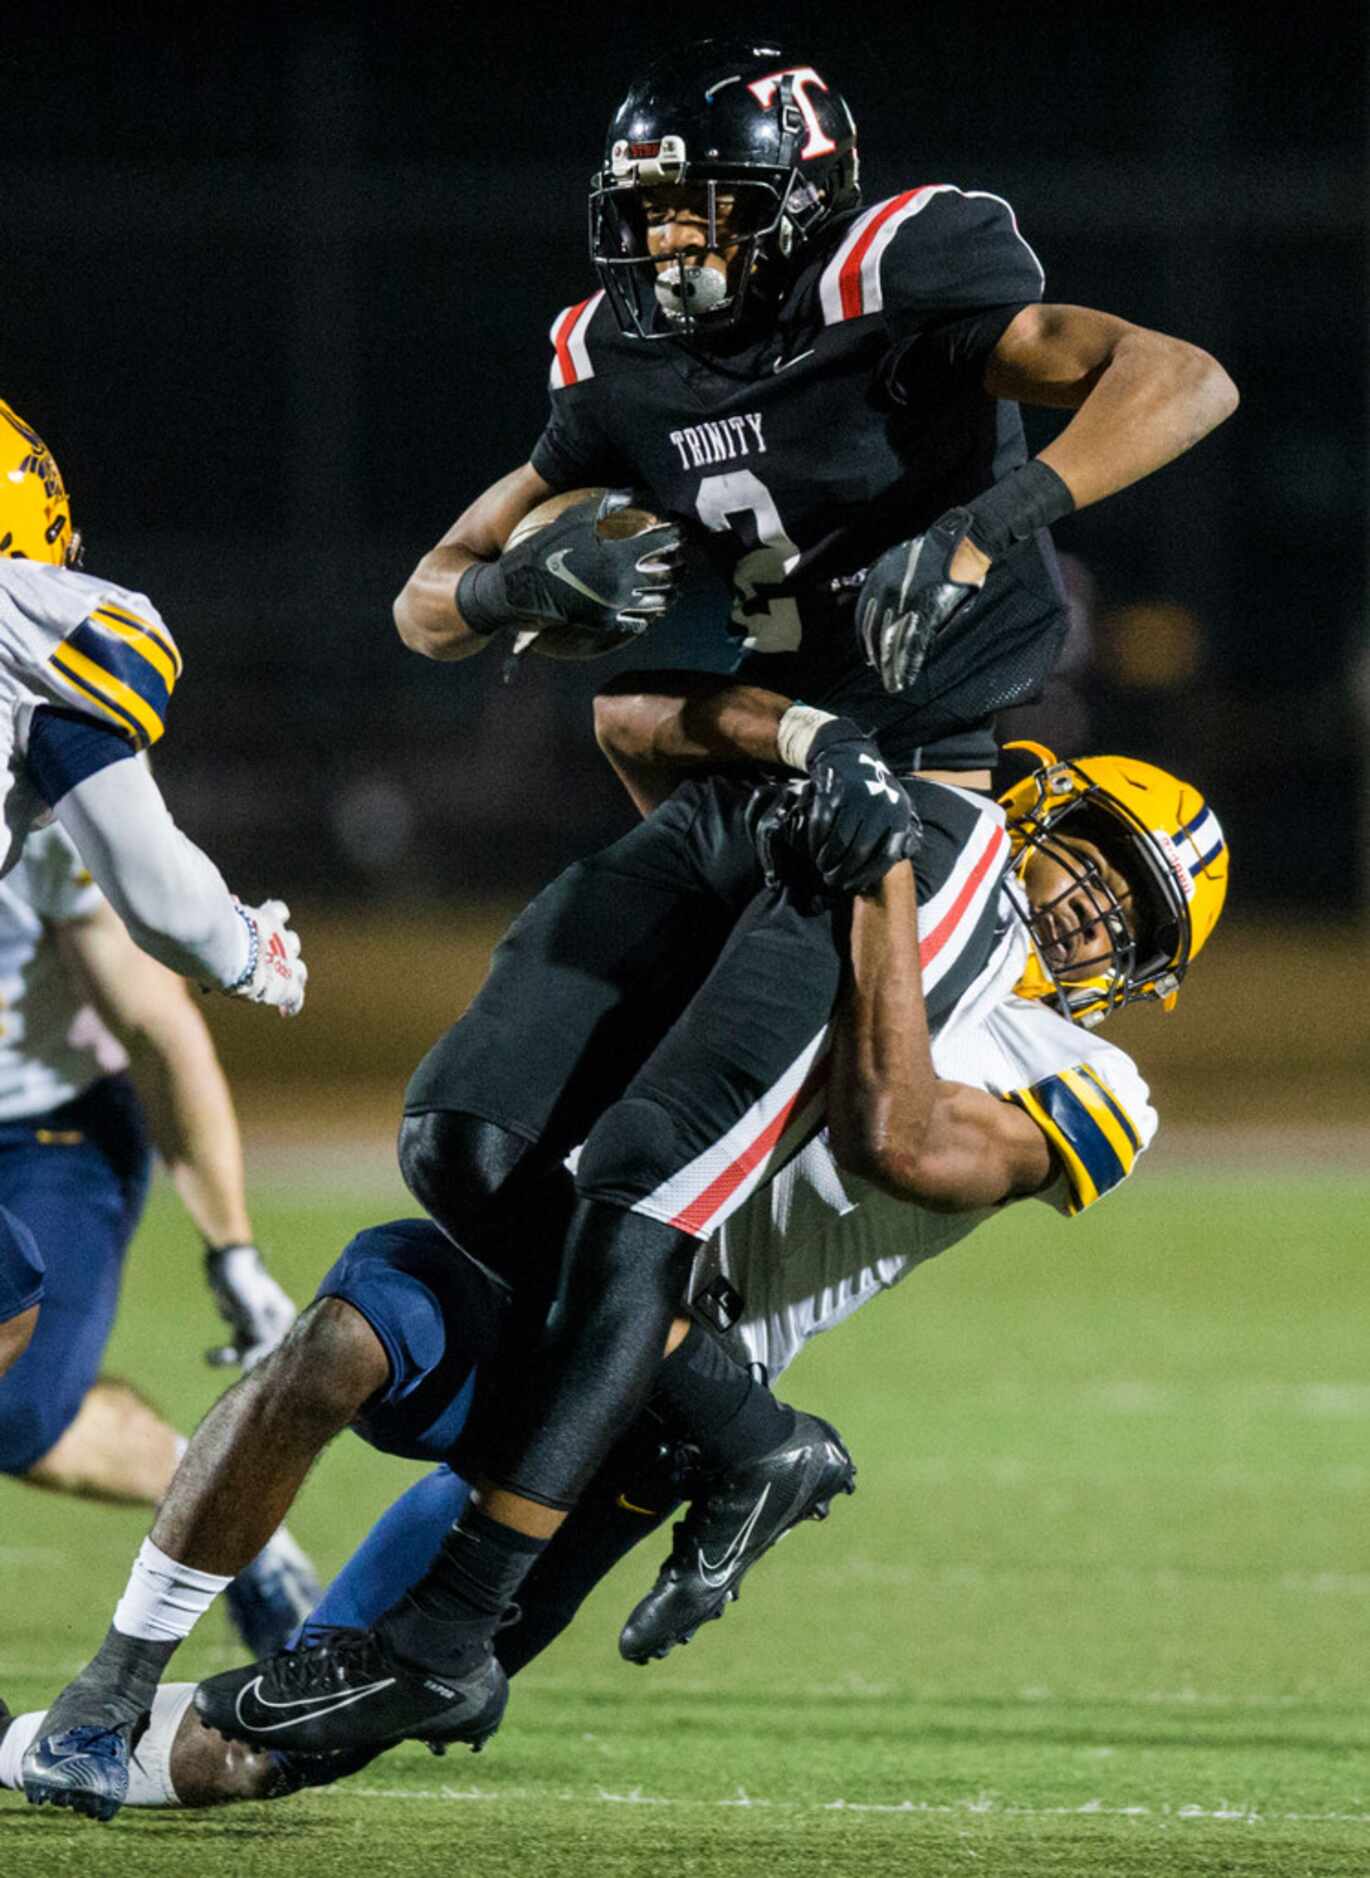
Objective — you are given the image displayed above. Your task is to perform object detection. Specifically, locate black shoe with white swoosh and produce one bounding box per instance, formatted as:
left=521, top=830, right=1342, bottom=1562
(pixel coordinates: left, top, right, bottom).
left=618, top=1411, right=856, bottom=1664
left=193, top=1624, right=507, bottom=1758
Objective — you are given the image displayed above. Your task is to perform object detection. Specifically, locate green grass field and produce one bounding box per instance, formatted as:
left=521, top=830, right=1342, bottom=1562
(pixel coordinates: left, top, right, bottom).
left=3, top=1162, right=1368, bottom=1876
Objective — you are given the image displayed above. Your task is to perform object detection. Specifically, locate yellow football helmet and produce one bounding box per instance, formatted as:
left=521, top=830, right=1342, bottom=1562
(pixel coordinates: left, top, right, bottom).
left=999, top=741, right=1228, bottom=1028
left=0, top=399, right=80, bottom=567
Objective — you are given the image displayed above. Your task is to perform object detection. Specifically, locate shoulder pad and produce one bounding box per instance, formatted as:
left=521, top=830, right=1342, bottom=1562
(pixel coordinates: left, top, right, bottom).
left=817, top=185, right=1044, bottom=327
left=548, top=290, right=610, bottom=390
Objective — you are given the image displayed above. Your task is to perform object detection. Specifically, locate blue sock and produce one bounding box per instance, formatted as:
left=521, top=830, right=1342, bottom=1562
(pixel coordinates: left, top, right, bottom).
left=291, top=1465, right=472, bottom=1644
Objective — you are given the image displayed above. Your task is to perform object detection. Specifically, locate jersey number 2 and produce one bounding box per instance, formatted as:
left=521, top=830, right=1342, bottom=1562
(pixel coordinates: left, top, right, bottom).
left=695, top=470, right=803, bottom=654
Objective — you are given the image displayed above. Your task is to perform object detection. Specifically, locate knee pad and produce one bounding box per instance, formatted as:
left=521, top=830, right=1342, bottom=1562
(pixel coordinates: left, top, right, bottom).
left=398, top=1111, right=532, bottom=1240
left=575, top=1098, right=684, bottom=1213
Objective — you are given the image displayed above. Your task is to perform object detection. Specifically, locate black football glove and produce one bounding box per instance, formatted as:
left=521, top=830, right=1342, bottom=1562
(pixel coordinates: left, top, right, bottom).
left=856, top=507, right=982, bottom=695
left=756, top=728, right=923, bottom=900
left=461, top=492, right=683, bottom=644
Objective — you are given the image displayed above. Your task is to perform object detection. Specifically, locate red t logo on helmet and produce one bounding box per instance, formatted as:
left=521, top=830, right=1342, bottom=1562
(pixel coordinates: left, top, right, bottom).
left=746, top=67, right=837, bottom=160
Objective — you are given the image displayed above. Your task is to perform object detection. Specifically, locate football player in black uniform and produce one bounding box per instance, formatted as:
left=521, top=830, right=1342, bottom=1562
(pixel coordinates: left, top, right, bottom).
left=395, top=37, right=1236, bottom=798
left=304, top=36, right=1234, bottom=1762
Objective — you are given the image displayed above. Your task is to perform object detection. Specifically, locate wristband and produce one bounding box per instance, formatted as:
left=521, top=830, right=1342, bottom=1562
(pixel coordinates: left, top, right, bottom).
left=226, top=904, right=258, bottom=992
left=776, top=703, right=839, bottom=772
left=456, top=560, right=512, bottom=637
left=965, top=459, right=1075, bottom=559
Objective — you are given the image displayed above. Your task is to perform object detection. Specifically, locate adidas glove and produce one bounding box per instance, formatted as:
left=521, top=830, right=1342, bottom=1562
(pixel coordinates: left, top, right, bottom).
left=226, top=899, right=307, bottom=1017
left=204, top=1244, right=298, bottom=1370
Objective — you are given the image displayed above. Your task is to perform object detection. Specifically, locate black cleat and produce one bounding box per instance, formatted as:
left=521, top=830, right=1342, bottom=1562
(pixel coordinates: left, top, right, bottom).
left=193, top=1624, right=507, bottom=1758
left=618, top=1410, right=856, bottom=1664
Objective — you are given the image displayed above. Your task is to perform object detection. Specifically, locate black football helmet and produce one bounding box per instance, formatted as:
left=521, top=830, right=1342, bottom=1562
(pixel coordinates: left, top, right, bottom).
left=590, top=38, right=860, bottom=341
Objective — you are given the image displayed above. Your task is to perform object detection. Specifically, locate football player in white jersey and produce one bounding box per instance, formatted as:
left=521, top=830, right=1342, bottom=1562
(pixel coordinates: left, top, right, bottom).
left=0, top=823, right=320, bottom=1655
left=0, top=399, right=307, bottom=1397
left=5, top=743, right=1226, bottom=1815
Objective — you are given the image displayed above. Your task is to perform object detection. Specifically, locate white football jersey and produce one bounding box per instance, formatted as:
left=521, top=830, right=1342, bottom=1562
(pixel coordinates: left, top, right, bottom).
left=0, top=821, right=128, bottom=1121
left=691, top=987, right=1157, bottom=1382
left=0, top=561, right=181, bottom=874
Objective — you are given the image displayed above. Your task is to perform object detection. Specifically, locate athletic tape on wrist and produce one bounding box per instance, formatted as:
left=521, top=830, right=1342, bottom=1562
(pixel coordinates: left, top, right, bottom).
left=456, top=560, right=512, bottom=637
left=776, top=704, right=839, bottom=772
left=965, top=459, right=1075, bottom=559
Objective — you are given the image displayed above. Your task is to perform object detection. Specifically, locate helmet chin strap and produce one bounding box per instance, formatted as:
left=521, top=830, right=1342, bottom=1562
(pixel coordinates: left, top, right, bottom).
left=654, top=260, right=732, bottom=322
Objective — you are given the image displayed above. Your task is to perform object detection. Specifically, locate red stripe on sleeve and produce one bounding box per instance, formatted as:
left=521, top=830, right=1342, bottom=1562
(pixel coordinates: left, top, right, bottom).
left=553, top=297, right=593, bottom=388
left=837, top=189, right=921, bottom=321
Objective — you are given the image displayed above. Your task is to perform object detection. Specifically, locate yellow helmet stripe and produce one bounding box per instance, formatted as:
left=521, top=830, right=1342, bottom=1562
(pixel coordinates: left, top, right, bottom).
left=91, top=607, right=181, bottom=692
left=48, top=642, right=163, bottom=745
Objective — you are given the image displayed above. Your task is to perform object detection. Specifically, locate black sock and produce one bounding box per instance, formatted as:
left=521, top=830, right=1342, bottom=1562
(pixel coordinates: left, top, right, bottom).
left=380, top=1507, right=550, bottom=1673
left=649, top=1323, right=797, bottom=1474
left=42, top=1626, right=178, bottom=1737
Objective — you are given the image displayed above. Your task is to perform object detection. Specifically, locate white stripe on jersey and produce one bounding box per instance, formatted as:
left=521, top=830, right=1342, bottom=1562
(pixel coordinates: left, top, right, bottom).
left=818, top=185, right=1045, bottom=326
left=818, top=186, right=955, bottom=324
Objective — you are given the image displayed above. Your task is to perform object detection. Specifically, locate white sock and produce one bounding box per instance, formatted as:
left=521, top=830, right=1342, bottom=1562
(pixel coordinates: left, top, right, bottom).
left=112, top=1537, right=234, bottom=1644
left=126, top=1683, right=195, bottom=1806
left=0, top=1685, right=193, bottom=1806
left=0, top=1710, right=42, bottom=1789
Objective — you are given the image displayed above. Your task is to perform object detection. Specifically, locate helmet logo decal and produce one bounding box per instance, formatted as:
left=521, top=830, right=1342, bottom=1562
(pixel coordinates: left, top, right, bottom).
left=746, top=67, right=837, bottom=159
left=1151, top=827, right=1197, bottom=902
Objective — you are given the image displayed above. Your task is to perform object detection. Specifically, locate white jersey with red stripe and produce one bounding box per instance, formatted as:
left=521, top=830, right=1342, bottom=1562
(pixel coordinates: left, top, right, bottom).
left=0, top=560, right=182, bottom=873
left=690, top=984, right=1157, bottom=1382
left=531, top=184, right=1059, bottom=773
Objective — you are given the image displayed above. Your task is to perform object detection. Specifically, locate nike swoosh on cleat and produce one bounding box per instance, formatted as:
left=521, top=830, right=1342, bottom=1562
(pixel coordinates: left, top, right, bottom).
left=233, top=1673, right=396, bottom=1734
left=545, top=549, right=616, bottom=611
left=696, top=1486, right=772, bottom=1590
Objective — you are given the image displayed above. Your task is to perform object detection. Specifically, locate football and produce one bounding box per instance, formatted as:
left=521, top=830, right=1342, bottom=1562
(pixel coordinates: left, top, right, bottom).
left=504, top=487, right=667, bottom=661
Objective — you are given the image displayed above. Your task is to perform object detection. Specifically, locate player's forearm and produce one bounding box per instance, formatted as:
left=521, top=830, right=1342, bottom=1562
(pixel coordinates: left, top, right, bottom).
left=54, top=764, right=249, bottom=989
left=392, top=542, right=493, bottom=662
left=594, top=674, right=795, bottom=816
left=1033, top=328, right=1238, bottom=512
left=827, top=862, right=937, bottom=1188
left=127, top=1012, right=254, bottom=1246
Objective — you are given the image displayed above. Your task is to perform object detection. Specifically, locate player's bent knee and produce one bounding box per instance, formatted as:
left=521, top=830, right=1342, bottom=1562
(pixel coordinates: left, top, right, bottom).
left=255, top=1297, right=389, bottom=1428
left=575, top=1096, right=685, bottom=1214
left=398, top=1110, right=531, bottom=1239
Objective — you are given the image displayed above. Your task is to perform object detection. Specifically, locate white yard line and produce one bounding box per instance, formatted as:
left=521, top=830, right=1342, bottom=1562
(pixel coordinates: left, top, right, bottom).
left=317, top=1784, right=1370, bottom=1827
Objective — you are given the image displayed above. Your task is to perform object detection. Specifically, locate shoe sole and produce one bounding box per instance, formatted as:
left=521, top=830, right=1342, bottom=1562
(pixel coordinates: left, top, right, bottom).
left=625, top=1453, right=857, bottom=1664
left=23, top=1775, right=123, bottom=1823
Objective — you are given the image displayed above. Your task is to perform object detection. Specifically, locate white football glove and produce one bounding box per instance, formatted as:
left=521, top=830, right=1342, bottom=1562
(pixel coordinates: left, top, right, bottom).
left=204, top=1243, right=298, bottom=1370
left=226, top=898, right=307, bottom=1017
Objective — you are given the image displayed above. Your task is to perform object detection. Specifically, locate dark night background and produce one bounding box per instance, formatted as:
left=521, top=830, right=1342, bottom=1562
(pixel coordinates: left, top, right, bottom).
left=4, top=8, right=1365, bottom=913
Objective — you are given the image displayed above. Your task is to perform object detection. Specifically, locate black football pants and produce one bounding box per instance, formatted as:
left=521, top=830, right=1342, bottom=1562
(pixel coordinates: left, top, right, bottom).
left=399, top=776, right=841, bottom=1510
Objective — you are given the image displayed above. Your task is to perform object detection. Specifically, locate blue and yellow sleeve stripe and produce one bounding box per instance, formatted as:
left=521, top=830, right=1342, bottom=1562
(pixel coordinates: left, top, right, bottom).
left=1006, top=1063, right=1142, bottom=1215
left=47, top=603, right=182, bottom=750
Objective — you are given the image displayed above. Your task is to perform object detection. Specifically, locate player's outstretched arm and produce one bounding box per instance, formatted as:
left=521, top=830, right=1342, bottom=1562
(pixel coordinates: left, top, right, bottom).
left=828, top=864, right=1052, bottom=1210
left=24, top=712, right=306, bottom=1013
left=54, top=900, right=298, bottom=1367
left=393, top=462, right=555, bottom=662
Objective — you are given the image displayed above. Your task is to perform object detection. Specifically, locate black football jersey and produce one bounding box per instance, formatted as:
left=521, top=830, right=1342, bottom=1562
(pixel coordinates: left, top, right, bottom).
left=531, top=185, right=1069, bottom=772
